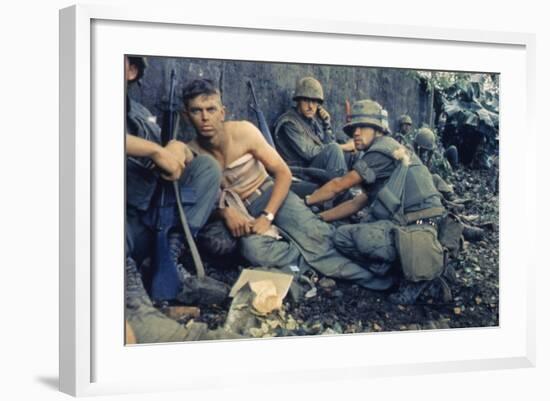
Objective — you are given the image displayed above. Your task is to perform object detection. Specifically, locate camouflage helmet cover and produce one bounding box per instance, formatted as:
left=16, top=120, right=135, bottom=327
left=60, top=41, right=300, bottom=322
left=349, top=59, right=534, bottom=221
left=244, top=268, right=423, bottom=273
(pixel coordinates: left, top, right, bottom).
left=414, top=127, right=436, bottom=150
left=343, top=99, right=389, bottom=136
left=127, top=56, right=148, bottom=82
left=398, top=114, right=413, bottom=126
left=293, top=77, right=324, bottom=103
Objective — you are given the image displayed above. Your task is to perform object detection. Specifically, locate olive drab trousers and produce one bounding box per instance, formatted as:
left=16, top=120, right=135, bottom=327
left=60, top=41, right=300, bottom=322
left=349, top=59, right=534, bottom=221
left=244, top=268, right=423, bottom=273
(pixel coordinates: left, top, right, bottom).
left=239, top=188, right=393, bottom=290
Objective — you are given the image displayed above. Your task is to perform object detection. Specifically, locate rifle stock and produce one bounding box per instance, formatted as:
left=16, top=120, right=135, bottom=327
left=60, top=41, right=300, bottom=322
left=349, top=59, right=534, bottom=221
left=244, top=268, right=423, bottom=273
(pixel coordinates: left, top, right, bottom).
left=150, top=69, right=205, bottom=302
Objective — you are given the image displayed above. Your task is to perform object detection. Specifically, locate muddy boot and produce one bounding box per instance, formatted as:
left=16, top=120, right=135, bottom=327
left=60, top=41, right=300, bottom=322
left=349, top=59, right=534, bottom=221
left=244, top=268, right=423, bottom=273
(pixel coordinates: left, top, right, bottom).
left=176, top=266, right=230, bottom=306
left=462, top=225, right=485, bottom=242
left=388, top=280, right=430, bottom=305
left=423, top=277, right=453, bottom=303
left=125, top=257, right=210, bottom=343
left=169, top=232, right=230, bottom=306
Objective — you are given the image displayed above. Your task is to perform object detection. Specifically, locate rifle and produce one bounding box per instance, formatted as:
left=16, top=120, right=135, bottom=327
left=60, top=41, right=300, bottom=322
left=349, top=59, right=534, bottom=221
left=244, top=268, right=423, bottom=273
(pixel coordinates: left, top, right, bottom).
left=247, top=80, right=275, bottom=147
left=148, top=69, right=205, bottom=302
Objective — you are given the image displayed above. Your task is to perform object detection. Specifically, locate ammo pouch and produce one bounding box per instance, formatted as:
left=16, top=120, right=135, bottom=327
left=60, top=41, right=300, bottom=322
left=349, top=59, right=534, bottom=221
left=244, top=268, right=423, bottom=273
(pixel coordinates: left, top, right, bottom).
left=394, top=224, right=444, bottom=282
left=437, top=213, right=464, bottom=258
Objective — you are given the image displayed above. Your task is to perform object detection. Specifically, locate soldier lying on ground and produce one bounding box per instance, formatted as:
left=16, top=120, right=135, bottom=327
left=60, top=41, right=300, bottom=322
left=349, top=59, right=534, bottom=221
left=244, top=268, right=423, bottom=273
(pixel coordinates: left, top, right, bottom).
left=272, top=77, right=356, bottom=197
left=183, top=78, right=393, bottom=291
left=124, top=56, right=230, bottom=343
left=305, top=99, right=454, bottom=305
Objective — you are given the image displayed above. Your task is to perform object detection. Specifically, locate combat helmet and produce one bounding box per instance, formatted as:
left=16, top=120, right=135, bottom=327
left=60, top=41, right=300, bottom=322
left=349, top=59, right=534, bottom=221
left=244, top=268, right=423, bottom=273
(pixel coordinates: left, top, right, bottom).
left=293, top=77, right=324, bottom=103
left=127, top=56, right=148, bottom=82
left=398, top=114, right=413, bottom=126
left=343, top=99, right=389, bottom=136
left=414, top=127, right=436, bottom=150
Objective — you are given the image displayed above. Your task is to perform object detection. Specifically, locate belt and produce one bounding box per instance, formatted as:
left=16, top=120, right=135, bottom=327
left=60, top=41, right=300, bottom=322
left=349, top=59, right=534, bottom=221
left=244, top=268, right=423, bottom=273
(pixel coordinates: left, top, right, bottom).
left=412, top=217, right=441, bottom=228
left=243, top=179, right=274, bottom=206
left=404, top=206, right=446, bottom=225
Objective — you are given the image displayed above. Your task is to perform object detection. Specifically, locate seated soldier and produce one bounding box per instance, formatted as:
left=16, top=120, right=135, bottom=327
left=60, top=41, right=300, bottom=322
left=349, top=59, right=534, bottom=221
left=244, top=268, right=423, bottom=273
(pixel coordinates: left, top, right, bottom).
left=182, top=78, right=392, bottom=291
left=413, top=127, right=484, bottom=241
left=272, top=77, right=355, bottom=195
left=305, top=99, right=450, bottom=305
left=413, top=127, right=457, bottom=202
left=125, top=56, right=229, bottom=343
left=393, top=114, right=414, bottom=146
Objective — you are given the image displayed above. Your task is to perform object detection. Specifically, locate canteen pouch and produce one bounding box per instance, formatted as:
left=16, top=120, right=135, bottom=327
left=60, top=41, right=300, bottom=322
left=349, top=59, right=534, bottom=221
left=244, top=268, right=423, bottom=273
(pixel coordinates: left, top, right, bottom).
left=394, top=224, right=444, bottom=282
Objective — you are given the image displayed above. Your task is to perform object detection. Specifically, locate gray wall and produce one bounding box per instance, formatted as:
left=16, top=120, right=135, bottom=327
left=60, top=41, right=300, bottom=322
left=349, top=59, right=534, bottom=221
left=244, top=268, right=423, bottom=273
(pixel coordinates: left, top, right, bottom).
left=128, top=56, right=433, bottom=141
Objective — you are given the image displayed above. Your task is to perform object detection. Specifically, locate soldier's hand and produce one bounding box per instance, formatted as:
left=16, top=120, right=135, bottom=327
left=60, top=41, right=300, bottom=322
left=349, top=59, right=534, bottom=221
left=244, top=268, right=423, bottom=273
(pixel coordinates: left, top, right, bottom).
left=317, top=106, right=331, bottom=122
left=151, top=146, right=184, bottom=181
left=251, top=215, right=272, bottom=235
left=340, top=139, right=356, bottom=152
left=164, top=140, right=188, bottom=165
left=221, top=207, right=253, bottom=238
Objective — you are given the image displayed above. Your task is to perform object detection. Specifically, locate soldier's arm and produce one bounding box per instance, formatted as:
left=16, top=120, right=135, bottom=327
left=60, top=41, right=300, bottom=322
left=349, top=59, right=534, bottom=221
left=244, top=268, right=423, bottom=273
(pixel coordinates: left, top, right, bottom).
left=244, top=122, right=292, bottom=218
left=126, top=134, right=186, bottom=181
left=319, top=193, right=368, bottom=222
left=306, top=170, right=362, bottom=205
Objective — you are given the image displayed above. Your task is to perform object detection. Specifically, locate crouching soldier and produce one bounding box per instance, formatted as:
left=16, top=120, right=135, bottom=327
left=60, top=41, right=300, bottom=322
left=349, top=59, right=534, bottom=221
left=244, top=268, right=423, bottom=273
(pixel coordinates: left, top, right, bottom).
left=413, top=127, right=457, bottom=202
left=393, top=114, right=414, bottom=147
left=125, top=56, right=230, bottom=343
left=273, top=77, right=354, bottom=193
left=306, top=99, right=451, bottom=304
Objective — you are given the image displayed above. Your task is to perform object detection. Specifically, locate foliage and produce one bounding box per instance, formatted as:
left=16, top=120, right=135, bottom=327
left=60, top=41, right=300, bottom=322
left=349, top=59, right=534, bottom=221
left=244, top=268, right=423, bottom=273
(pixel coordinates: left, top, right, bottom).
left=409, top=70, right=499, bottom=94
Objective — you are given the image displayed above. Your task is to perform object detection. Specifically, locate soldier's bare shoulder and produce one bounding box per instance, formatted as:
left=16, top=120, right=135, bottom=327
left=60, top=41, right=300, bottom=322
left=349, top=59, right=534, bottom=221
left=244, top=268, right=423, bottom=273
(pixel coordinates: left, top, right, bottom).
left=225, top=120, right=260, bottom=140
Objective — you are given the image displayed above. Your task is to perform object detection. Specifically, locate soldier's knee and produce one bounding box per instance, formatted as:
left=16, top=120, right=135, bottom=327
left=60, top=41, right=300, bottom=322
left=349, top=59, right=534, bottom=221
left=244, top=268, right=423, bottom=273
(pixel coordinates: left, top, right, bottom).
left=325, top=142, right=344, bottom=157
left=445, top=145, right=459, bottom=168
left=333, top=225, right=354, bottom=250
left=239, top=237, right=262, bottom=264
left=189, top=154, right=222, bottom=182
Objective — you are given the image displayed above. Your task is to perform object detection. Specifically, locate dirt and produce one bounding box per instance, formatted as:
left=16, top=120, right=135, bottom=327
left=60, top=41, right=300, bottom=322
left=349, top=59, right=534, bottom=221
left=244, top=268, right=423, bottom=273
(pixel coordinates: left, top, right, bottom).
left=176, top=166, right=499, bottom=336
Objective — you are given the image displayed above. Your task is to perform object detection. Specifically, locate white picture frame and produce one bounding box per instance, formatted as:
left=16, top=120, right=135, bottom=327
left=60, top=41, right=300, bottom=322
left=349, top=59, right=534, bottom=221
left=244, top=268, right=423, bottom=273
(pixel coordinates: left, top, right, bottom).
left=59, top=4, right=536, bottom=397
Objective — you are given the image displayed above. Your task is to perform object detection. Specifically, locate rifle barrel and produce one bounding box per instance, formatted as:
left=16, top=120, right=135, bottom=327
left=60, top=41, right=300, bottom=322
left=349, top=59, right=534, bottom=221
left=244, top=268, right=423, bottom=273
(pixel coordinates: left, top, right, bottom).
left=247, top=80, right=258, bottom=106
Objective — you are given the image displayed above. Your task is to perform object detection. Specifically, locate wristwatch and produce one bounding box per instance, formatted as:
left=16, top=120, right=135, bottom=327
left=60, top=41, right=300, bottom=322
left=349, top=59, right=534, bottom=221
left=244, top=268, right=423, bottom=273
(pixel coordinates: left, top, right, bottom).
left=261, top=210, right=274, bottom=222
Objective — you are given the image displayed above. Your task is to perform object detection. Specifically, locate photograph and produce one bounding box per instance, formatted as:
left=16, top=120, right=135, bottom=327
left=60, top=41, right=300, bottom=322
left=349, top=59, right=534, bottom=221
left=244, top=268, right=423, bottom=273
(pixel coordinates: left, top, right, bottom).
left=124, top=54, right=500, bottom=344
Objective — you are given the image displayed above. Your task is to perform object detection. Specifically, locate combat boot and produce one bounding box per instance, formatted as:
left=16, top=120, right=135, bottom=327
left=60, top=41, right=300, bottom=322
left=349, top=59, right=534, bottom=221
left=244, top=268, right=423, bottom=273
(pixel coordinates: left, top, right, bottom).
left=423, top=277, right=453, bottom=303
left=462, top=225, right=485, bottom=242
left=125, top=256, right=209, bottom=343
left=388, top=280, right=429, bottom=305
left=169, top=232, right=230, bottom=306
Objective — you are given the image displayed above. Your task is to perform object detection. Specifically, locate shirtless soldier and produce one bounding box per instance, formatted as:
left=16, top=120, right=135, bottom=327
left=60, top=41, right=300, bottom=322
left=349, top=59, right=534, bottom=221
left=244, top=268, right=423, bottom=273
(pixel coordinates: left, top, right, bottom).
left=182, top=79, right=392, bottom=291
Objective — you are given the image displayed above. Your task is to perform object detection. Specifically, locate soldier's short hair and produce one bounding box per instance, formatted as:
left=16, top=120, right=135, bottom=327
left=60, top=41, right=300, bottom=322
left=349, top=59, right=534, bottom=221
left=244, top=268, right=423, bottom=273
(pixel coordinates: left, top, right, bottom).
left=182, top=79, right=221, bottom=108
left=127, top=56, right=147, bottom=82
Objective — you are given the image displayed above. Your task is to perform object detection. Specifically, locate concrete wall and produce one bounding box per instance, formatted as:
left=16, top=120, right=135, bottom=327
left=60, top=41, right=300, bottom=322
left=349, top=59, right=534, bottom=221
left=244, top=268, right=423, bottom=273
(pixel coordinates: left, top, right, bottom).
left=128, top=56, right=433, bottom=141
